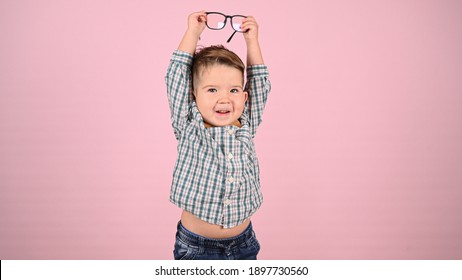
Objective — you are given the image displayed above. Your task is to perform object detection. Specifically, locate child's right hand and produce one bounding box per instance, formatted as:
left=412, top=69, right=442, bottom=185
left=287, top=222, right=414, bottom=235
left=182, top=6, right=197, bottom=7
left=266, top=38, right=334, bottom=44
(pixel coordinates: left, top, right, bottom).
left=178, top=11, right=207, bottom=54
left=186, top=11, right=207, bottom=38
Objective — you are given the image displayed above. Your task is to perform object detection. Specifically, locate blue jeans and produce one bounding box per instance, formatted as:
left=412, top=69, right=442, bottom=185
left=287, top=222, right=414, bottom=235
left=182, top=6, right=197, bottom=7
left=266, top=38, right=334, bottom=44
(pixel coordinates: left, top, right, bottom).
left=173, top=221, right=261, bottom=260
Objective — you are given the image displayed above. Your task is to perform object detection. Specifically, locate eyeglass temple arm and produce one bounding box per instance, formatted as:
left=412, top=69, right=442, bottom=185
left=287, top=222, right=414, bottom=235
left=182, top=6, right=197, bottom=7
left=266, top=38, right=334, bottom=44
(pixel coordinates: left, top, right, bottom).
left=226, top=31, right=237, bottom=43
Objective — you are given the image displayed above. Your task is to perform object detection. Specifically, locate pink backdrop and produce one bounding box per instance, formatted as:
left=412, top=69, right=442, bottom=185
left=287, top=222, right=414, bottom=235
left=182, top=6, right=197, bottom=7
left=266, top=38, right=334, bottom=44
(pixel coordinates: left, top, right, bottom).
left=1, top=0, right=462, bottom=259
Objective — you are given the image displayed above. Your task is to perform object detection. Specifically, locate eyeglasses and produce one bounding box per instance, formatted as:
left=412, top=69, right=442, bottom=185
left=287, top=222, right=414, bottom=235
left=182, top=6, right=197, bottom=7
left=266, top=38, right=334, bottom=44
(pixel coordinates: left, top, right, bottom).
left=205, top=12, right=247, bottom=43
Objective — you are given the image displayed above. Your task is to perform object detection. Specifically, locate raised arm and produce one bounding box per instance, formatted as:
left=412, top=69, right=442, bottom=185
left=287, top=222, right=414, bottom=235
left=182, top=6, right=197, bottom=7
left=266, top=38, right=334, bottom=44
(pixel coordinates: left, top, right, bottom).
left=165, top=11, right=206, bottom=140
left=241, top=16, right=271, bottom=136
left=241, top=16, right=264, bottom=66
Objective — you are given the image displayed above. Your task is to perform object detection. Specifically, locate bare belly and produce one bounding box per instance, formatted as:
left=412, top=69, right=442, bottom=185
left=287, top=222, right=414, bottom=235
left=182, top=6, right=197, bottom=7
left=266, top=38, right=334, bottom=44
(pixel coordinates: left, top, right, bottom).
left=181, top=210, right=251, bottom=239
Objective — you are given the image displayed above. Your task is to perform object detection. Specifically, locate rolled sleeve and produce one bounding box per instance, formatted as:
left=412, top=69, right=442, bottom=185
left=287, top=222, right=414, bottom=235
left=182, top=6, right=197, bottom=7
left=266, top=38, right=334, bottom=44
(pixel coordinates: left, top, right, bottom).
left=246, top=64, right=269, bottom=78
left=171, top=49, right=194, bottom=66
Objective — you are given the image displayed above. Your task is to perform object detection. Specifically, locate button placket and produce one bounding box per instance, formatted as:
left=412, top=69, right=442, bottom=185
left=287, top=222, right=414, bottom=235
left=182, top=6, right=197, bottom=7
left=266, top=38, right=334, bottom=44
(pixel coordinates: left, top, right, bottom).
left=221, top=126, right=242, bottom=227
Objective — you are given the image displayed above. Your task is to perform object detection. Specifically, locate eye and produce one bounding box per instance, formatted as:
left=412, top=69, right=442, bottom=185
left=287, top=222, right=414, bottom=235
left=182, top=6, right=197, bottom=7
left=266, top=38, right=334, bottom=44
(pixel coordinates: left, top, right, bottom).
left=230, top=88, right=240, bottom=94
left=207, top=88, right=217, bottom=93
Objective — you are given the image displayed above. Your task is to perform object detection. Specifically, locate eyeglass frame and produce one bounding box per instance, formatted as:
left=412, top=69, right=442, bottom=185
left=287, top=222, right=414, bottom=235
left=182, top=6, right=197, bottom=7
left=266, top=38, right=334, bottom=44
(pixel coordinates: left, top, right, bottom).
left=205, top=12, right=248, bottom=43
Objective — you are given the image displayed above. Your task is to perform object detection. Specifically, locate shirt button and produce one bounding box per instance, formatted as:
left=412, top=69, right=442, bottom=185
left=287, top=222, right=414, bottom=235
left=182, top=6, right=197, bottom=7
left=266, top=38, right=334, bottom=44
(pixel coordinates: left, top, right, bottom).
left=227, top=176, right=234, bottom=183
left=227, top=153, right=233, bottom=160
left=227, top=128, right=234, bottom=135
left=224, top=199, right=231, bottom=206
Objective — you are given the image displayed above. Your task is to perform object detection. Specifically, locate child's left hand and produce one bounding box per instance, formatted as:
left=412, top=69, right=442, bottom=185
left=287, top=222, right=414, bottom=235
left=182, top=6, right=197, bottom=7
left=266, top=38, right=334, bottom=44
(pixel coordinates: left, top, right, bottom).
left=241, top=16, right=259, bottom=42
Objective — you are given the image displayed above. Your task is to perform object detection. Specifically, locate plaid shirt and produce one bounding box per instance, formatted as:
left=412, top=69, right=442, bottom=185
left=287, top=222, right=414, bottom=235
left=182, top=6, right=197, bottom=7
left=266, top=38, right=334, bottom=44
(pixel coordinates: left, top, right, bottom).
left=165, top=50, right=271, bottom=228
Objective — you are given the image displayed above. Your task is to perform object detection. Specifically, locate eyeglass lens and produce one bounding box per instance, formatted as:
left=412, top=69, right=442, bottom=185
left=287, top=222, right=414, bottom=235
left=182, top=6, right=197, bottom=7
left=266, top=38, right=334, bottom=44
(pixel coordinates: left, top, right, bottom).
left=231, top=16, right=245, bottom=32
left=206, top=13, right=226, bottom=30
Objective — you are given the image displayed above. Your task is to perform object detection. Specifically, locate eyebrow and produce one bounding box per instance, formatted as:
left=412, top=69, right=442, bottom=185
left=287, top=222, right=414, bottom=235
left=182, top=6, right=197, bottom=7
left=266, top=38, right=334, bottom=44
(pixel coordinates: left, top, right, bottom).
left=202, top=85, right=243, bottom=89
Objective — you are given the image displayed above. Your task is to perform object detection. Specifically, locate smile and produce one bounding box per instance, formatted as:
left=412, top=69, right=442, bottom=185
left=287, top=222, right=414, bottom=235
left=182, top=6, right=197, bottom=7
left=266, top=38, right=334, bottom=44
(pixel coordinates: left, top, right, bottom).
left=215, top=110, right=231, bottom=116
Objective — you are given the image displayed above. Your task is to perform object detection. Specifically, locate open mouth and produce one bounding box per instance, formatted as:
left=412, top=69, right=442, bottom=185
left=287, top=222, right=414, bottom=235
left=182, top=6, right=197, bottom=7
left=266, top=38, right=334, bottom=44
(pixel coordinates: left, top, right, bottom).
left=215, top=110, right=231, bottom=115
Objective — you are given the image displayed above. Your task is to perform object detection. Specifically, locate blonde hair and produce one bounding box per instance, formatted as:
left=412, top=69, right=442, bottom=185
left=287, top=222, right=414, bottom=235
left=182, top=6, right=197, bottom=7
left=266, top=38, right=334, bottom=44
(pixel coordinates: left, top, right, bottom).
left=192, top=45, right=245, bottom=90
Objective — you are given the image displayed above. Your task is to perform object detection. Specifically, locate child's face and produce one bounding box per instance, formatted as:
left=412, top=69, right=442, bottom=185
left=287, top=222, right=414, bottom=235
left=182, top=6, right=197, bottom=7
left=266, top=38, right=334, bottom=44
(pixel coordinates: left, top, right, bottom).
left=194, top=64, right=247, bottom=127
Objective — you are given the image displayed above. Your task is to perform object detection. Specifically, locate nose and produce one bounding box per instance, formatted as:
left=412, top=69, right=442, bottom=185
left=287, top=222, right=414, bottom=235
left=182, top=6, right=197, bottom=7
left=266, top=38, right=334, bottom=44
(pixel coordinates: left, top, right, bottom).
left=217, top=91, right=231, bottom=103
left=218, top=98, right=231, bottom=104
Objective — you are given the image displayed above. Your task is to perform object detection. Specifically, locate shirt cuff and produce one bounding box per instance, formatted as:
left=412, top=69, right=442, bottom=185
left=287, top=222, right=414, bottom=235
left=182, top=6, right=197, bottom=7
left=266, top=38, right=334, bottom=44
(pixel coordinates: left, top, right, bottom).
left=171, top=49, right=194, bottom=66
left=246, top=64, right=269, bottom=78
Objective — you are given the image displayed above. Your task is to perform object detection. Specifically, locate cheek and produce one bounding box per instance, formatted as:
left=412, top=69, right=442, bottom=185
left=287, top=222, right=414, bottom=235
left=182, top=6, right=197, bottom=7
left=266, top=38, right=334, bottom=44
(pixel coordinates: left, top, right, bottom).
left=196, top=95, right=215, bottom=109
left=233, top=99, right=246, bottom=111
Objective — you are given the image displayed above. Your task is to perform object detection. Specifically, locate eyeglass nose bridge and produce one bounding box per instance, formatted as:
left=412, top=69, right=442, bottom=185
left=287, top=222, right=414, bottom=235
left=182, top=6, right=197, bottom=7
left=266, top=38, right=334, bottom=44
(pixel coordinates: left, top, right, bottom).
left=220, top=15, right=233, bottom=29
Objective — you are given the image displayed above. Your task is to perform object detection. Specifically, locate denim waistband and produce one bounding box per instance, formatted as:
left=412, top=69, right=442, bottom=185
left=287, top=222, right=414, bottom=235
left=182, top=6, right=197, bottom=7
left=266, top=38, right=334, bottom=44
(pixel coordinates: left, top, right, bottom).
left=176, top=221, right=254, bottom=249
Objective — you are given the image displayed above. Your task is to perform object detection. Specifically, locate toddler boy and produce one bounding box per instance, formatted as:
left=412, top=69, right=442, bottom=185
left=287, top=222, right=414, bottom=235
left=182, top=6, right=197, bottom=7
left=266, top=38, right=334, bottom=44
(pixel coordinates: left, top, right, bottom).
left=165, top=11, right=271, bottom=260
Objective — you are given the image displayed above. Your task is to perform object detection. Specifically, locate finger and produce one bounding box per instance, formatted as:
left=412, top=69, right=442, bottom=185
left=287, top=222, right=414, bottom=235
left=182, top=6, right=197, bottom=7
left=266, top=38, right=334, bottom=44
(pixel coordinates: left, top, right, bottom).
left=190, top=11, right=205, bottom=21
left=242, top=16, right=256, bottom=23
left=192, top=10, right=206, bottom=19
left=198, top=15, right=207, bottom=22
left=241, top=20, right=257, bottom=26
left=241, top=22, right=257, bottom=31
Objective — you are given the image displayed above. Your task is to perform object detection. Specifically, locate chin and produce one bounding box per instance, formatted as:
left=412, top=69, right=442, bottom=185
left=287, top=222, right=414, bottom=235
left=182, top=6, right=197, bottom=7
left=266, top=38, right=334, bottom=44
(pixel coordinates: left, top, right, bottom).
left=210, top=120, right=233, bottom=127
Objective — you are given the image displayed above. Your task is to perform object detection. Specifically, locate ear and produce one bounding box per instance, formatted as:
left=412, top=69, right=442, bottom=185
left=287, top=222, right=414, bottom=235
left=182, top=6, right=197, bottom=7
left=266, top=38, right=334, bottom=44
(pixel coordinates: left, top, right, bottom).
left=243, top=91, right=248, bottom=102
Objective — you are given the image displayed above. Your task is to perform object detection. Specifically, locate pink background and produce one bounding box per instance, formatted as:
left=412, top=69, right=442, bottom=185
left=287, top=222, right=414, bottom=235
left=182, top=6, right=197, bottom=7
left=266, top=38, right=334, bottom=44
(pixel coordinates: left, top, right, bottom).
left=1, top=0, right=462, bottom=259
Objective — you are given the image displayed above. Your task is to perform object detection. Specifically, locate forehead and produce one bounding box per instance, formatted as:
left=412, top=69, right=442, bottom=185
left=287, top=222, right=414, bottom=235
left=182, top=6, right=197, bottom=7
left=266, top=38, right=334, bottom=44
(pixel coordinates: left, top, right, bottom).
left=195, top=64, right=244, bottom=86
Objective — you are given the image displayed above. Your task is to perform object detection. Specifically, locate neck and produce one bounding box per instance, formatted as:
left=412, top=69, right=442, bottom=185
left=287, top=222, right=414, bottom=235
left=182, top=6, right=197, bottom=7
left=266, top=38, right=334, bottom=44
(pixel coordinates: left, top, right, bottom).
left=204, top=119, right=241, bottom=128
